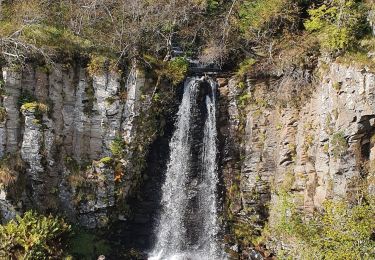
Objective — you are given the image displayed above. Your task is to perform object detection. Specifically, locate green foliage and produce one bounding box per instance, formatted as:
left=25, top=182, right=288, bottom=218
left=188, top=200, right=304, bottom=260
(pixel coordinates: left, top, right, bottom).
left=21, top=24, right=93, bottom=53
left=304, top=0, right=369, bottom=52
left=236, top=58, right=256, bottom=79
left=99, top=157, right=113, bottom=165
left=281, top=171, right=295, bottom=191
left=309, top=200, right=375, bottom=260
left=270, top=191, right=304, bottom=238
left=0, top=211, right=71, bottom=259
left=331, top=131, right=348, bottom=158
left=238, top=0, right=298, bottom=38
left=68, top=231, right=111, bottom=259
left=145, top=55, right=189, bottom=85
left=232, top=220, right=258, bottom=246
left=164, top=57, right=189, bottom=85
left=87, top=55, right=118, bottom=77
left=267, top=192, right=375, bottom=259
left=110, top=136, right=126, bottom=158
left=1, top=0, right=215, bottom=65
left=238, top=92, right=252, bottom=108
left=207, top=0, right=220, bottom=13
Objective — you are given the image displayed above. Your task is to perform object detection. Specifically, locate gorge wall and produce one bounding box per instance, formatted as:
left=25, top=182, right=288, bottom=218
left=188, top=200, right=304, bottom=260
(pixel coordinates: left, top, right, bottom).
left=0, top=58, right=374, bottom=259
left=0, top=61, right=178, bottom=232
left=219, top=61, right=375, bottom=258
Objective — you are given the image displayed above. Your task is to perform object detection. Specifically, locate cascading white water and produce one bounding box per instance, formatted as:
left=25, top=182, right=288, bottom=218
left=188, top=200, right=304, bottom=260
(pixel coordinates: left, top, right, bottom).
left=149, top=77, right=224, bottom=260
left=198, top=78, right=220, bottom=258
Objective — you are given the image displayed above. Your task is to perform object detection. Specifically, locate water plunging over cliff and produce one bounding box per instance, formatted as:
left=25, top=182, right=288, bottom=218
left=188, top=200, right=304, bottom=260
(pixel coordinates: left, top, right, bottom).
left=149, top=77, right=223, bottom=260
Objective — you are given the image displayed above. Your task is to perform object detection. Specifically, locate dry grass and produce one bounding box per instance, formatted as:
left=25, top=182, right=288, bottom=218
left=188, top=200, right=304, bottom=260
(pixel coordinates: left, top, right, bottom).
left=0, top=154, right=23, bottom=188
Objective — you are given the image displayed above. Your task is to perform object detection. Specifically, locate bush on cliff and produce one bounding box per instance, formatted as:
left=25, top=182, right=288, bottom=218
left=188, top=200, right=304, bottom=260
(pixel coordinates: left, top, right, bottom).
left=144, top=55, right=189, bottom=85
left=238, top=0, right=300, bottom=39
left=0, top=211, right=71, bottom=259
left=304, top=0, right=369, bottom=53
left=266, top=191, right=375, bottom=259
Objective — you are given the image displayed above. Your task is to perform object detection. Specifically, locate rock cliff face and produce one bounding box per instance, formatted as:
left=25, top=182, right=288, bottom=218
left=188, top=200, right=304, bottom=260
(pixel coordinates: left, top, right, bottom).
left=0, top=62, right=172, bottom=228
left=219, top=62, right=375, bottom=256
left=0, top=58, right=374, bottom=257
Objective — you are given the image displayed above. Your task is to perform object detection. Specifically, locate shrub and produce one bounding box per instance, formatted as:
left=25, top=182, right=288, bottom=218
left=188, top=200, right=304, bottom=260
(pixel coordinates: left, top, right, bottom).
left=0, top=164, right=16, bottom=189
left=21, top=24, right=92, bottom=53
left=331, top=131, right=348, bottom=158
left=267, top=192, right=375, bottom=259
left=238, top=0, right=299, bottom=38
left=309, top=200, right=375, bottom=260
left=304, top=0, right=369, bottom=52
left=144, top=55, right=189, bottom=85
left=110, top=136, right=126, bottom=157
left=336, top=49, right=375, bottom=71
left=238, top=92, right=252, bottom=108
left=282, top=171, right=295, bottom=191
left=164, top=57, right=189, bottom=85
left=87, top=55, right=107, bottom=76
left=0, top=79, right=5, bottom=96
left=68, top=231, right=111, bottom=259
left=20, top=101, right=49, bottom=114
left=0, top=211, right=71, bottom=259
left=269, top=191, right=305, bottom=238
left=236, top=58, right=256, bottom=79
left=99, top=157, right=113, bottom=165
left=207, top=0, right=220, bottom=13
left=332, top=81, right=341, bottom=91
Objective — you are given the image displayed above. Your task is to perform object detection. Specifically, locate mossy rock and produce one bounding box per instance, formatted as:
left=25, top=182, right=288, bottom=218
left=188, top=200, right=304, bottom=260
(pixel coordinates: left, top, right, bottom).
left=99, top=157, right=113, bottom=165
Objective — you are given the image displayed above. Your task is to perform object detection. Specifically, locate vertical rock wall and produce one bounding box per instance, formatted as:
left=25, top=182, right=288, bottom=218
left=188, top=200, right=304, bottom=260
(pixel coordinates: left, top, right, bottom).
left=219, top=63, right=375, bottom=257
left=0, top=62, right=159, bottom=227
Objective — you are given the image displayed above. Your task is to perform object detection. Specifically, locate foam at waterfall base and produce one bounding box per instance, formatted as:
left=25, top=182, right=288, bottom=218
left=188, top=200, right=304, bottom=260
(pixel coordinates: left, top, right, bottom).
left=148, top=249, right=226, bottom=260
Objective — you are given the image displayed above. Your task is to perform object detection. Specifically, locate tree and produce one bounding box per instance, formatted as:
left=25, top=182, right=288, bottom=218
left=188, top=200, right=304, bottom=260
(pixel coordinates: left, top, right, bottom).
left=304, top=0, right=369, bottom=52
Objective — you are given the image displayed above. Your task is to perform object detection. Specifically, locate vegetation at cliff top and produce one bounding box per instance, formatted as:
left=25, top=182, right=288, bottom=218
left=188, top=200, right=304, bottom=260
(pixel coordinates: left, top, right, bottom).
left=0, top=211, right=71, bottom=259
left=0, top=0, right=373, bottom=77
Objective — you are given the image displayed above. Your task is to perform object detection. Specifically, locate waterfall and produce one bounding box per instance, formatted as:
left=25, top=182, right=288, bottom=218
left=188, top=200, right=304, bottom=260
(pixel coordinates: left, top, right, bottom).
left=149, top=77, right=224, bottom=260
left=199, top=78, right=219, bottom=258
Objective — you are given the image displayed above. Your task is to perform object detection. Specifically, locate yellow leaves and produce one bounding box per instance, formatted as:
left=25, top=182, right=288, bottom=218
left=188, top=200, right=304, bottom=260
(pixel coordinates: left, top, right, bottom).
left=20, top=101, right=49, bottom=114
